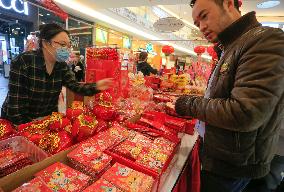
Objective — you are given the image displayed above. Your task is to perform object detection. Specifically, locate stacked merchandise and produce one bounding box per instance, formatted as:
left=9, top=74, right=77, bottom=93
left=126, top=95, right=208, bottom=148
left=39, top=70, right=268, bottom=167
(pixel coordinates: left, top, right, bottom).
left=85, top=47, right=123, bottom=100
left=0, top=149, right=33, bottom=177
left=0, top=136, right=48, bottom=178
left=13, top=162, right=90, bottom=192
left=17, top=94, right=120, bottom=155
left=67, top=124, right=130, bottom=178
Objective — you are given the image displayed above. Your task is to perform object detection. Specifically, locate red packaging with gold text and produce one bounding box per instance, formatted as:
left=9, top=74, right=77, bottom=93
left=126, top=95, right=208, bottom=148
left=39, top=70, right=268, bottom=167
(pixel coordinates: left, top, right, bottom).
left=102, top=163, right=154, bottom=192
left=35, top=162, right=90, bottom=192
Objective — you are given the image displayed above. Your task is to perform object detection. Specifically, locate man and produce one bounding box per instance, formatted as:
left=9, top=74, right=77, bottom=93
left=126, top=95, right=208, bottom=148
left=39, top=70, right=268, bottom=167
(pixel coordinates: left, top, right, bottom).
left=136, top=52, right=158, bottom=76
left=174, top=0, right=284, bottom=191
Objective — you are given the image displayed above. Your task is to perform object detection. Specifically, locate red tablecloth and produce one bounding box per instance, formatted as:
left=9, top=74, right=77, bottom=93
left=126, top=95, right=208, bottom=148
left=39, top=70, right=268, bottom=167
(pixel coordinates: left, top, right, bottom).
left=173, top=138, right=201, bottom=192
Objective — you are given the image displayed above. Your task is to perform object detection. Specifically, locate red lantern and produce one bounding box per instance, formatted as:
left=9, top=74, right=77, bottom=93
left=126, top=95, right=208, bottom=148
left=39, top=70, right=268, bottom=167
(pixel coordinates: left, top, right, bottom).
left=194, top=46, right=206, bottom=55
left=162, top=45, right=175, bottom=56
left=238, top=0, right=243, bottom=7
left=207, top=46, right=215, bottom=56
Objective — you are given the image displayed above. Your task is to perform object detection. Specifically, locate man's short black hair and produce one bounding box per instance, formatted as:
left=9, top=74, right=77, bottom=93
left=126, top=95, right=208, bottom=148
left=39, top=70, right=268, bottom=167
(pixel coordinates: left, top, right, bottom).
left=190, top=0, right=240, bottom=10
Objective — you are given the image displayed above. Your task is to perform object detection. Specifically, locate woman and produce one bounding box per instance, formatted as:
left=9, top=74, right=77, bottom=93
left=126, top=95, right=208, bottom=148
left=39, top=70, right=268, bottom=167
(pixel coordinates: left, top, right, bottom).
left=136, top=52, right=157, bottom=76
left=1, top=23, right=112, bottom=125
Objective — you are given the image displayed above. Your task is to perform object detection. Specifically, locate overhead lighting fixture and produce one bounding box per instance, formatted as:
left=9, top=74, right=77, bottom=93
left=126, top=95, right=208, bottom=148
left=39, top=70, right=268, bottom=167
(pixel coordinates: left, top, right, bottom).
left=257, top=1, right=280, bottom=9
left=47, top=13, right=50, bottom=16
left=42, top=22, right=45, bottom=24
left=54, top=0, right=211, bottom=59
left=16, top=27, right=20, bottom=30
left=39, top=14, right=43, bottom=16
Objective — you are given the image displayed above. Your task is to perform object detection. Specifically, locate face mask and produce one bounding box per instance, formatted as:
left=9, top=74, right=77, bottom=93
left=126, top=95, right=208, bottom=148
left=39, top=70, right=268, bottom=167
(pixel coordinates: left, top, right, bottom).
left=55, top=47, right=70, bottom=62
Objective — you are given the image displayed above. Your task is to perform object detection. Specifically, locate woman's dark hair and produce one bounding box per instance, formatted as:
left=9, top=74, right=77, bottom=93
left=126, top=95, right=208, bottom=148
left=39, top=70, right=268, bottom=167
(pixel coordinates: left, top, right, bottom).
left=38, top=23, right=69, bottom=49
left=139, top=52, right=148, bottom=61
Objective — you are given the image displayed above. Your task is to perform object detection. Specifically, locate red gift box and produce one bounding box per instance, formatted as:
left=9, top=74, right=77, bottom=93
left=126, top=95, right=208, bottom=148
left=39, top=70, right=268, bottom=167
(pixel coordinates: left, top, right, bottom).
left=130, top=133, right=153, bottom=147
left=83, top=178, right=123, bottom=192
left=102, top=163, right=154, bottom=192
left=153, top=137, right=176, bottom=152
left=112, top=139, right=143, bottom=160
left=136, top=145, right=171, bottom=173
left=35, top=162, right=90, bottom=192
left=12, top=177, right=52, bottom=192
left=68, top=148, right=112, bottom=177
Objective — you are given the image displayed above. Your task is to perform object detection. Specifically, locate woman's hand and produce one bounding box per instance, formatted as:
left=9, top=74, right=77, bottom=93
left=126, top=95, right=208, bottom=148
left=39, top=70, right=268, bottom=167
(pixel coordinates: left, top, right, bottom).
left=96, top=78, right=113, bottom=91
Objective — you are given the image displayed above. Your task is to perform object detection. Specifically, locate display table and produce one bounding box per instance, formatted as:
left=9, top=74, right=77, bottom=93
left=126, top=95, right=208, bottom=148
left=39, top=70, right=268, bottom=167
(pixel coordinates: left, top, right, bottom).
left=160, top=131, right=199, bottom=191
left=0, top=131, right=200, bottom=192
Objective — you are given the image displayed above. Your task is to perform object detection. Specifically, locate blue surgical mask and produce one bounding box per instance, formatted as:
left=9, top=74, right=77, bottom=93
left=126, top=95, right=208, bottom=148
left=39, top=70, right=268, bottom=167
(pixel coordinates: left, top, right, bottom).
left=55, top=47, right=70, bottom=62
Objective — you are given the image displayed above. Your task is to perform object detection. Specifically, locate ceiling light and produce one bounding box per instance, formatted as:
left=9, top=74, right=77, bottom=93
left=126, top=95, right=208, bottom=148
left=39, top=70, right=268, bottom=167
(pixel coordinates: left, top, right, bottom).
left=47, top=13, right=50, bottom=16
left=39, top=14, right=43, bottom=16
left=42, top=22, right=45, bottom=24
left=257, top=1, right=280, bottom=9
left=54, top=0, right=211, bottom=60
left=16, top=27, right=20, bottom=30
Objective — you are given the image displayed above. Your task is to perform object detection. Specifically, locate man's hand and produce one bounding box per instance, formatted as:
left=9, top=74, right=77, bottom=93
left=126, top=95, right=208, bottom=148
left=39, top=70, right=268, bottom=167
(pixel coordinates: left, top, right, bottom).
left=96, top=78, right=113, bottom=91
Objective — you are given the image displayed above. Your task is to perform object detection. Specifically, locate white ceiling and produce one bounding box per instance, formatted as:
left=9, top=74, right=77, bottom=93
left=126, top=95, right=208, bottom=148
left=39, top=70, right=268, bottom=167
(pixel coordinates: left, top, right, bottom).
left=164, top=0, right=284, bottom=24
left=67, top=0, right=284, bottom=24
left=69, top=0, right=190, bottom=9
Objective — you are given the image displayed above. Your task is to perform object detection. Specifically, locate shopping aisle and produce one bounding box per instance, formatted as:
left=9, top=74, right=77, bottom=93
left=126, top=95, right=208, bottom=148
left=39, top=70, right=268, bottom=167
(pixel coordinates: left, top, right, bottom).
left=0, top=76, right=8, bottom=116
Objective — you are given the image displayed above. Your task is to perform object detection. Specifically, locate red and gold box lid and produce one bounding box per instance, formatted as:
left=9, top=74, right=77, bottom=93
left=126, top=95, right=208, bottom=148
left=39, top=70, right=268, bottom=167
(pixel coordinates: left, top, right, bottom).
left=35, top=162, right=90, bottom=192
left=102, top=163, right=154, bottom=192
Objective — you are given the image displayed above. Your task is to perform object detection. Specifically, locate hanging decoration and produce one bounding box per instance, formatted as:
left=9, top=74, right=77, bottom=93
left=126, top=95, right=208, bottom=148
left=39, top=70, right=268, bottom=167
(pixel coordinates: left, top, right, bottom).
left=35, top=0, right=68, bottom=20
left=154, top=17, right=185, bottom=33
left=206, top=46, right=218, bottom=61
left=194, top=46, right=206, bottom=55
left=238, top=0, right=243, bottom=8
left=162, top=45, right=175, bottom=56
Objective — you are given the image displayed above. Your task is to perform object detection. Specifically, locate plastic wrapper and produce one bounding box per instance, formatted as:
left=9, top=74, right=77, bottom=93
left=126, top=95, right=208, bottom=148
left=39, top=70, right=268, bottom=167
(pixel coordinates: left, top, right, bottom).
left=12, top=177, right=52, bottom=192
left=38, top=131, right=73, bottom=155
left=72, top=114, right=98, bottom=142
left=0, top=136, right=48, bottom=177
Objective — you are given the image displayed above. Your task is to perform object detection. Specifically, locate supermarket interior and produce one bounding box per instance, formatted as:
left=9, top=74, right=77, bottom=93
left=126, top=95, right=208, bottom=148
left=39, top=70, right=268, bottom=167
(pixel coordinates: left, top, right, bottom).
left=0, top=0, right=284, bottom=191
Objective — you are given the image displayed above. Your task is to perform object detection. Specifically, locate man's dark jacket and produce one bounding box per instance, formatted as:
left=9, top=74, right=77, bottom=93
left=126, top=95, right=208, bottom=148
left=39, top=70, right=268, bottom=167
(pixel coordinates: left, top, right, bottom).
left=175, top=12, right=284, bottom=179
left=137, top=61, right=158, bottom=76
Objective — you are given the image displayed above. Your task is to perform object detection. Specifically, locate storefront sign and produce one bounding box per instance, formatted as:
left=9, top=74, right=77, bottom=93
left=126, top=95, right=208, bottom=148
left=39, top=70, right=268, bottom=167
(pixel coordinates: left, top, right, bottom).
left=0, top=0, right=28, bottom=15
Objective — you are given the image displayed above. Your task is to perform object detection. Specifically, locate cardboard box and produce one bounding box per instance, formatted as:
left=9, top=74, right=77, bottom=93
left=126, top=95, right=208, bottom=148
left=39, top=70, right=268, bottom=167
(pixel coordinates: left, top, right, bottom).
left=0, top=146, right=76, bottom=192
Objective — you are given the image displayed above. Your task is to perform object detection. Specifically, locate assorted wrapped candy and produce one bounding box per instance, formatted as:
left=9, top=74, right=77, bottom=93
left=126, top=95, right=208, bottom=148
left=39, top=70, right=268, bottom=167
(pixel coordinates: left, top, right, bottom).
left=92, top=92, right=117, bottom=121
left=38, top=131, right=72, bottom=155
left=72, top=114, right=98, bottom=142
left=48, top=112, right=72, bottom=132
left=66, top=101, right=85, bottom=122
left=35, top=162, right=90, bottom=192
